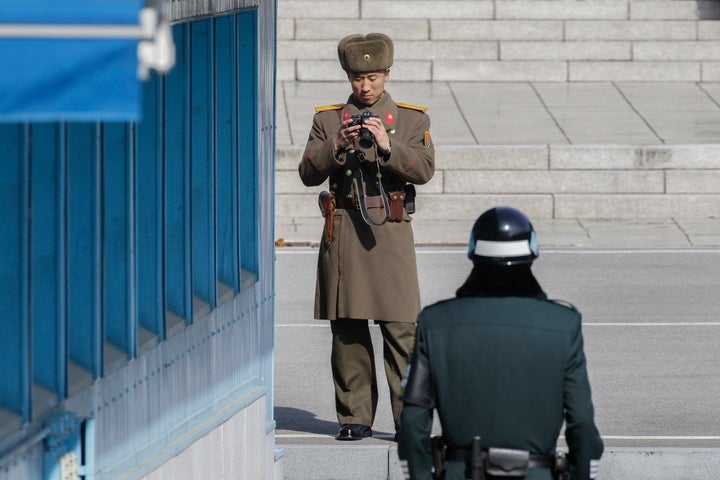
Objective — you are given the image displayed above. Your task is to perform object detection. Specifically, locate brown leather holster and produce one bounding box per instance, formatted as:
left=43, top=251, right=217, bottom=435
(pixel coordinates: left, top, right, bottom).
left=318, top=191, right=336, bottom=246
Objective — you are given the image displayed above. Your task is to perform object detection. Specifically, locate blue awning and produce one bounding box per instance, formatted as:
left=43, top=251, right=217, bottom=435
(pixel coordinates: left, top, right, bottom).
left=0, top=1, right=174, bottom=122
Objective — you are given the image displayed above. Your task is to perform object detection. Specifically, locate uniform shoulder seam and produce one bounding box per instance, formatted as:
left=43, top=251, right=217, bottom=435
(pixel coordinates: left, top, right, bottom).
left=548, top=298, right=579, bottom=312
left=422, top=297, right=456, bottom=311
left=396, top=102, right=428, bottom=112
left=314, top=103, right=345, bottom=113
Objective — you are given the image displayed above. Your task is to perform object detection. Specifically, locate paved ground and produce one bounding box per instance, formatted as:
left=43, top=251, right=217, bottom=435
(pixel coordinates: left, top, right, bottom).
left=277, top=81, right=720, bottom=147
left=273, top=80, right=720, bottom=479
left=276, top=216, right=720, bottom=249
left=274, top=215, right=720, bottom=480
left=274, top=246, right=720, bottom=480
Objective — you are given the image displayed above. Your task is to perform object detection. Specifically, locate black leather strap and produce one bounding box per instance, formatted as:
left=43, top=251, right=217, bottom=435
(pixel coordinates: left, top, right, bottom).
left=352, top=165, right=389, bottom=227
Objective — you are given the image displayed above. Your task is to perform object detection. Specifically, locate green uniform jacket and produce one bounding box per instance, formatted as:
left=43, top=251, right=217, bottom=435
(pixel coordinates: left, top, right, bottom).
left=298, top=91, right=435, bottom=323
left=398, top=296, right=604, bottom=480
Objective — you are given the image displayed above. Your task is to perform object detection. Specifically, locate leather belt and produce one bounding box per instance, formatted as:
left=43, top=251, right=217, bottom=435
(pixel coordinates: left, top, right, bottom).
left=446, top=448, right=553, bottom=469
left=334, top=195, right=385, bottom=210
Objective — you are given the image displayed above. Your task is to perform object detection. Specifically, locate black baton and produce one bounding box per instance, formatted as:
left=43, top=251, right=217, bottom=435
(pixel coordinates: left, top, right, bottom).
left=471, top=436, right=485, bottom=480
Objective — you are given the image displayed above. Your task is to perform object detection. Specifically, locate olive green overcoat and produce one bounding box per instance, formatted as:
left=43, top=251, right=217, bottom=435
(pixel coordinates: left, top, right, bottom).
left=298, top=91, right=435, bottom=323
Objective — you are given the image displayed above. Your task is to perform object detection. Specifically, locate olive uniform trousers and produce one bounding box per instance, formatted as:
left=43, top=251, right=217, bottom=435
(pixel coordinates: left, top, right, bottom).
left=331, top=318, right=415, bottom=431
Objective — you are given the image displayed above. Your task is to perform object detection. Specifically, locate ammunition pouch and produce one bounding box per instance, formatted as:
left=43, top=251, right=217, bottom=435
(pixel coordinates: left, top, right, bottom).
left=484, top=448, right=530, bottom=477
left=445, top=439, right=559, bottom=479
left=388, top=191, right=406, bottom=222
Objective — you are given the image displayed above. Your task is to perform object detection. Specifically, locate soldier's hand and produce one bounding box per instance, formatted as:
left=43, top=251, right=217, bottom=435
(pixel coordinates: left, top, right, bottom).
left=363, top=117, right=390, bottom=152
left=333, top=119, right=361, bottom=155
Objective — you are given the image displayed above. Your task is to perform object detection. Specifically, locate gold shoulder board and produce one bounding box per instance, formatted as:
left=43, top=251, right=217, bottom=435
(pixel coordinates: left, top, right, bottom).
left=314, top=103, right=345, bottom=113
left=396, top=102, right=428, bottom=112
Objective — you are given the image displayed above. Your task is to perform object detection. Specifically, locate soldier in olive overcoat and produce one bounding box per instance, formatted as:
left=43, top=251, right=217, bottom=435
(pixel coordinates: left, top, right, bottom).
left=298, top=33, right=435, bottom=440
left=398, top=207, right=603, bottom=480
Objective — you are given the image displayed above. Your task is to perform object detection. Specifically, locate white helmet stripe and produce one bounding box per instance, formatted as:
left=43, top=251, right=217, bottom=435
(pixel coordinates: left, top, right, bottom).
left=474, top=239, right=531, bottom=258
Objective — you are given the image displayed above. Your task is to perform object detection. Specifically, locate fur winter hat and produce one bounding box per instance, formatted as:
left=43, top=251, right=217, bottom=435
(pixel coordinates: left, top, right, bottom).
left=337, top=33, right=394, bottom=73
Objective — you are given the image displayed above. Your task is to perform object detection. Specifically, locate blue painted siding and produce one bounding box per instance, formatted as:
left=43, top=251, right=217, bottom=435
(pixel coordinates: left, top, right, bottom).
left=0, top=4, right=274, bottom=478
left=238, top=12, right=260, bottom=276
left=0, top=124, right=31, bottom=422
left=30, top=123, right=67, bottom=401
left=215, top=14, right=241, bottom=293
left=164, top=23, right=193, bottom=325
left=103, top=123, right=136, bottom=360
left=66, top=123, right=103, bottom=379
left=135, top=75, right=166, bottom=341
left=190, top=18, right=218, bottom=310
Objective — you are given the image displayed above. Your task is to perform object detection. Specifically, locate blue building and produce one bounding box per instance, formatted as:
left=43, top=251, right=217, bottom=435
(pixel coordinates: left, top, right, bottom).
left=0, top=1, right=279, bottom=478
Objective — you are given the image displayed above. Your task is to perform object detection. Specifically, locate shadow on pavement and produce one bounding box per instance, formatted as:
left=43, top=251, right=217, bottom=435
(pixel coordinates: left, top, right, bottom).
left=275, top=406, right=339, bottom=435
left=275, top=406, right=396, bottom=440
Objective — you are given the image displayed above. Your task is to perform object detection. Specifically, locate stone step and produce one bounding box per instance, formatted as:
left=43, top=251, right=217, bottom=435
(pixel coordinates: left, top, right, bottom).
left=277, top=192, right=720, bottom=220
left=277, top=1, right=720, bottom=81
left=279, top=0, right=720, bottom=22
left=282, top=55, right=720, bottom=83
left=278, top=443, right=720, bottom=480
left=277, top=144, right=720, bottom=171
left=275, top=145, right=720, bottom=219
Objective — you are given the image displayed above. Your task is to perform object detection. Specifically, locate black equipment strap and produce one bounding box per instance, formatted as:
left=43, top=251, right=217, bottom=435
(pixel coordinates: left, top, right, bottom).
left=352, top=162, right=389, bottom=227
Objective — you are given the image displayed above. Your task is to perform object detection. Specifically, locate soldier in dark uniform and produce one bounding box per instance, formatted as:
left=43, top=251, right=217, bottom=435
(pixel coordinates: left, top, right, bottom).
left=298, top=33, right=435, bottom=441
left=397, top=206, right=603, bottom=479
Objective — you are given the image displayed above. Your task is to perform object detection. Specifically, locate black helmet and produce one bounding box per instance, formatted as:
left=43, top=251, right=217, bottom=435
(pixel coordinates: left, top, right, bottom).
left=467, top=206, right=538, bottom=265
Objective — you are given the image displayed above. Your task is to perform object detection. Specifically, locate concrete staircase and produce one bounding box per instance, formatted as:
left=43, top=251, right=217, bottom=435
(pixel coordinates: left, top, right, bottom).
left=277, top=0, right=720, bottom=83
left=275, top=1, right=720, bottom=221
left=276, top=142, right=720, bottom=220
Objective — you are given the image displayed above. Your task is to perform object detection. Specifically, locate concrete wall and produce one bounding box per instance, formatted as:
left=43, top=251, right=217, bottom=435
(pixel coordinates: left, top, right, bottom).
left=138, top=395, right=274, bottom=480
left=277, top=0, right=720, bottom=82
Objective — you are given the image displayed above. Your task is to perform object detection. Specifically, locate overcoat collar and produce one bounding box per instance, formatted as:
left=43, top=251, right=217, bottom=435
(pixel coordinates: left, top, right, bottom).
left=456, top=264, right=547, bottom=299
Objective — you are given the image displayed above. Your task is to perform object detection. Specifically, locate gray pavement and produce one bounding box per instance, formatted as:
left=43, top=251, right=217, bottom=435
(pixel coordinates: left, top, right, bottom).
left=274, top=80, right=720, bottom=479
left=276, top=216, right=720, bottom=249
left=274, top=247, right=720, bottom=479
left=277, top=81, right=720, bottom=147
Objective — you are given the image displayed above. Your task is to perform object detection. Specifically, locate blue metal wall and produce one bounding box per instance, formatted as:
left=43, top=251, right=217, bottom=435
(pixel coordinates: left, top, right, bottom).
left=0, top=5, right=276, bottom=478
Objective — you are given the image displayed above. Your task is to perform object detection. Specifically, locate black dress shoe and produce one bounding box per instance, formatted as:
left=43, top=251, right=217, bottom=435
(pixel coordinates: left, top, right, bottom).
left=336, top=424, right=372, bottom=441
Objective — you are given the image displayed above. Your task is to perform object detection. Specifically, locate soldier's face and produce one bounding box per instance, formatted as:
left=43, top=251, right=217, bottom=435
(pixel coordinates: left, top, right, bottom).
left=348, top=70, right=389, bottom=106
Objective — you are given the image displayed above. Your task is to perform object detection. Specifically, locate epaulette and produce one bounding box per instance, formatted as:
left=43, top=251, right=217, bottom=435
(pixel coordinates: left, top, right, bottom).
left=396, top=102, right=428, bottom=112
left=314, top=103, right=344, bottom=113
